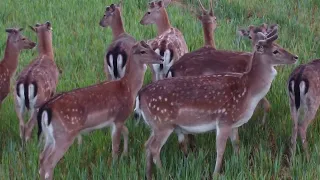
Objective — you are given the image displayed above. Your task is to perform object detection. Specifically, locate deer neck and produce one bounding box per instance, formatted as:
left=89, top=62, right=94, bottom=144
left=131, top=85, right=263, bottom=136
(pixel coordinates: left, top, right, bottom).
left=247, top=53, right=277, bottom=95
left=202, top=22, right=215, bottom=48
left=111, top=13, right=125, bottom=39
left=155, top=9, right=171, bottom=35
left=37, top=32, right=54, bottom=59
left=122, top=56, right=147, bottom=98
left=2, top=38, right=20, bottom=76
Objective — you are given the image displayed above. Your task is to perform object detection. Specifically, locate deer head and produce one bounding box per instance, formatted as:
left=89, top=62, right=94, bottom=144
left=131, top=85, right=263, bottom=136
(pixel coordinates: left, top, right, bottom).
left=29, top=21, right=52, bottom=33
left=5, top=28, right=36, bottom=50
left=131, top=41, right=163, bottom=64
left=196, top=0, right=216, bottom=24
left=140, top=0, right=170, bottom=25
left=254, top=30, right=298, bottom=66
left=99, top=3, right=122, bottom=28
left=238, top=23, right=278, bottom=46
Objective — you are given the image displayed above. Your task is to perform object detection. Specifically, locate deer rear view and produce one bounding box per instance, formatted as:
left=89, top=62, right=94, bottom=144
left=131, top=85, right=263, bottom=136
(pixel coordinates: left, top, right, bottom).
left=99, top=2, right=137, bottom=81
left=15, top=21, right=59, bottom=145
left=135, top=28, right=298, bottom=179
left=288, top=59, right=320, bottom=161
left=0, top=28, right=36, bottom=106
left=36, top=41, right=162, bottom=180
left=140, top=0, right=188, bottom=81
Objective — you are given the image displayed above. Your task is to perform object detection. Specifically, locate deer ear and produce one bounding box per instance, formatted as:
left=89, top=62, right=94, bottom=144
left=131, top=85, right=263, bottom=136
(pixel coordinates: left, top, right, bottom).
left=255, top=44, right=265, bottom=53
left=163, top=0, right=171, bottom=7
left=5, top=28, right=15, bottom=33
left=29, top=25, right=37, bottom=32
left=157, top=1, right=164, bottom=7
left=238, top=29, right=248, bottom=37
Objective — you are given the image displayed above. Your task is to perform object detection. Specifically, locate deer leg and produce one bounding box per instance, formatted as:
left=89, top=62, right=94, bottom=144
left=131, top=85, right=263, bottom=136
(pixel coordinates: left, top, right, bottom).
left=177, top=133, right=188, bottom=157
left=298, top=106, right=317, bottom=161
left=229, top=128, right=240, bottom=155
left=146, top=129, right=173, bottom=179
left=14, top=96, right=25, bottom=144
left=121, top=126, right=129, bottom=156
left=111, top=123, right=123, bottom=160
left=39, top=136, right=75, bottom=180
left=260, top=97, right=271, bottom=124
left=289, top=103, right=299, bottom=159
left=24, top=108, right=38, bottom=142
left=214, top=125, right=231, bottom=174
left=188, top=134, right=197, bottom=152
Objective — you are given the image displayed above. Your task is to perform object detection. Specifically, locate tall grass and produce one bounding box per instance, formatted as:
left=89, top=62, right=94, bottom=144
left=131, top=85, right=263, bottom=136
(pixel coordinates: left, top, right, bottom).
left=0, top=0, right=319, bottom=179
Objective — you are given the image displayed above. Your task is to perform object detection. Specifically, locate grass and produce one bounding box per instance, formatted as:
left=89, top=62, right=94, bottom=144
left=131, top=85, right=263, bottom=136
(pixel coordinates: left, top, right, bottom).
left=0, top=0, right=320, bottom=179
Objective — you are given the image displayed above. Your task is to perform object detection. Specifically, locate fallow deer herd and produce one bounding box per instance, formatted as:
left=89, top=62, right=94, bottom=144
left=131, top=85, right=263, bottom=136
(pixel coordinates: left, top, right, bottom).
left=0, top=0, right=318, bottom=179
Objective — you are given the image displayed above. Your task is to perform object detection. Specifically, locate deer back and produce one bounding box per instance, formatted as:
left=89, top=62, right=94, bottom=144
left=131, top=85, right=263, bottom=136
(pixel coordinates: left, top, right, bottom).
left=167, top=47, right=251, bottom=77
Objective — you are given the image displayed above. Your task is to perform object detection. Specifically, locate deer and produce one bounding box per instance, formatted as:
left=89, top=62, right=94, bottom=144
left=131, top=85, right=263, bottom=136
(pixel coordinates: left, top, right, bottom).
left=0, top=28, right=36, bottom=107
left=140, top=0, right=188, bottom=81
left=287, top=58, right=320, bottom=161
left=99, top=2, right=137, bottom=81
left=135, top=28, right=298, bottom=179
left=14, top=21, right=59, bottom=145
left=36, top=41, right=162, bottom=180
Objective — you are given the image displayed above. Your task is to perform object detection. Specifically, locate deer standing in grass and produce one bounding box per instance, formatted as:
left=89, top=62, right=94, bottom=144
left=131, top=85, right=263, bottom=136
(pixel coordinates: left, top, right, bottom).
left=135, top=28, right=298, bottom=179
left=0, top=28, right=36, bottom=106
left=36, top=41, right=162, bottom=180
left=288, top=59, right=320, bottom=161
left=99, top=3, right=137, bottom=81
left=15, top=22, right=59, bottom=144
left=140, top=0, right=188, bottom=81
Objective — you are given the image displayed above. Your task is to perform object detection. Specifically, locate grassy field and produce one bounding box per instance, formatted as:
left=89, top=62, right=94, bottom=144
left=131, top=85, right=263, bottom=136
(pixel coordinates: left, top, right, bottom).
left=1, top=0, right=320, bottom=179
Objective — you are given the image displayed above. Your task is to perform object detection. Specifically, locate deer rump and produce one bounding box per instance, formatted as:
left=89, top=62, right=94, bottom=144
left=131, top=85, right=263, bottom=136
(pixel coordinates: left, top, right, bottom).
left=150, top=40, right=174, bottom=79
left=106, top=45, right=128, bottom=80
left=16, top=57, right=58, bottom=110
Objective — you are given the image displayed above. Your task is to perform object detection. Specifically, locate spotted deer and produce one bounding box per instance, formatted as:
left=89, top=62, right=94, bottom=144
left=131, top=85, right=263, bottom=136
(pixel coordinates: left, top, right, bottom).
left=0, top=28, right=36, bottom=106
left=140, top=0, right=188, bottom=81
left=287, top=59, right=320, bottom=161
left=237, top=23, right=281, bottom=124
left=36, top=41, right=162, bottom=180
left=135, top=28, right=298, bottom=179
left=15, top=22, right=59, bottom=144
left=99, top=2, right=137, bottom=81
left=167, top=23, right=280, bottom=127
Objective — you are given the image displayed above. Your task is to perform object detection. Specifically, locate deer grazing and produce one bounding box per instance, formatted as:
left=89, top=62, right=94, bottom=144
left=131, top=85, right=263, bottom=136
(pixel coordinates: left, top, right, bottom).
left=140, top=0, right=188, bottom=81
left=135, top=28, right=298, bottom=179
left=99, top=2, right=137, bottom=81
left=14, top=22, right=59, bottom=144
left=36, top=41, right=162, bottom=180
left=0, top=28, right=36, bottom=106
left=288, top=59, right=320, bottom=161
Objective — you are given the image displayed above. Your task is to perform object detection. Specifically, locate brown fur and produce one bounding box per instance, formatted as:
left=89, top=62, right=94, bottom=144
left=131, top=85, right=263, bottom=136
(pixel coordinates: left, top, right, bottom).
left=14, top=22, right=59, bottom=144
left=136, top=29, right=298, bottom=179
left=140, top=0, right=188, bottom=81
left=36, top=41, right=163, bottom=180
left=100, top=3, right=137, bottom=80
left=0, top=28, right=35, bottom=104
left=288, top=59, right=320, bottom=161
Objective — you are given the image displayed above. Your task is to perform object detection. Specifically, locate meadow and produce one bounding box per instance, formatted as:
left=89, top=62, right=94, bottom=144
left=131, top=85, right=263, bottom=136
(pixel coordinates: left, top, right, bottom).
left=0, top=0, right=320, bottom=179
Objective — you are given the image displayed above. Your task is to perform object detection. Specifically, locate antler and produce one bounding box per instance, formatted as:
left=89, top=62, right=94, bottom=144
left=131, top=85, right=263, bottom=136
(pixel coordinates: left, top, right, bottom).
left=197, top=0, right=207, bottom=12
left=209, top=0, right=214, bottom=15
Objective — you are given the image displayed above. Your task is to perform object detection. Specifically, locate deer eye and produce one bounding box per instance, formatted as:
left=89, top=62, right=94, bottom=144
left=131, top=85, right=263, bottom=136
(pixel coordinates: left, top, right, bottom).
left=248, top=36, right=252, bottom=39
left=22, top=38, right=26, bottom=41
left=140, top=51, right=146, bottom=54
left=147, top=12, right=151, bottom=14
left=273, top=50, right=279, bottom=54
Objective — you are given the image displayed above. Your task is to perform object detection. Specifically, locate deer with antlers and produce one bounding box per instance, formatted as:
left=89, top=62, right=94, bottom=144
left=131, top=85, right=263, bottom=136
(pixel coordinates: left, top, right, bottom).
left=99, top=2, right=137, bottom=81
left=15, top=22, right=59, bottom=144
left=140, top=0, right=188, bottom=81
left=135, top=28, right=298, bottom=179
left=0, top=28, right=36, bottom=107
left=36, top=41, right=162, bottom=180
left=288, top=58, right=320, bottom=161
